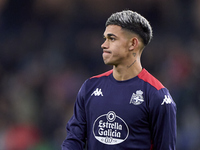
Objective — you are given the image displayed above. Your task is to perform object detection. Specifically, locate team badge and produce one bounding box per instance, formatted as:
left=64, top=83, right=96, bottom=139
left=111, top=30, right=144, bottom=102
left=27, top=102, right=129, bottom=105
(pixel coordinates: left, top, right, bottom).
left=129, top=90, right=144, bottom=105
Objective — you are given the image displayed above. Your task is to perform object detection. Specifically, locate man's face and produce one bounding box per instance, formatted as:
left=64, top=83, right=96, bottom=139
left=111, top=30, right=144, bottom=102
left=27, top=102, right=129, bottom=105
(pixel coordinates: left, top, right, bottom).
left=101, top=25, right=132, bottom=66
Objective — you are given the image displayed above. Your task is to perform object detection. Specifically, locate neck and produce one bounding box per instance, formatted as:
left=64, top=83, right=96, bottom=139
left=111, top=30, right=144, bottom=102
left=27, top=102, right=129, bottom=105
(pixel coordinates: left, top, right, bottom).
left=112, top=60, right=142, bottom=81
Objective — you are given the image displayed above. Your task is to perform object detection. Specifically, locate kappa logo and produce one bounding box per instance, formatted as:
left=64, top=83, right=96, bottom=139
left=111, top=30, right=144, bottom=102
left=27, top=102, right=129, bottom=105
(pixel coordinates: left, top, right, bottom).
left=91, top=88, right=103, bottom=96
left=129, top=90, right=144, bottom=105
left=161, top=95, right=173, bottom=105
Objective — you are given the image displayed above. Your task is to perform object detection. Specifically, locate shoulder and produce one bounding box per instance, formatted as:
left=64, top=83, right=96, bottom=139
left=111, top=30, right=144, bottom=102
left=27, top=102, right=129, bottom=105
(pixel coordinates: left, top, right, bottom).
left=138, top=68, right=164, bottom=90
left=81, top=69, right=113, bottom=92
left=77, top=70, right=113, bottom=99
left=90, top=69, right=113, bottom=79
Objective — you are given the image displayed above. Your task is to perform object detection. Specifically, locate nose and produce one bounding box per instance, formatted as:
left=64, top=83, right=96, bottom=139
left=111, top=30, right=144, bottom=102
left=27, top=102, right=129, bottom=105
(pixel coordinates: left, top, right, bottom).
left=101, top=40, right=108, bottom=49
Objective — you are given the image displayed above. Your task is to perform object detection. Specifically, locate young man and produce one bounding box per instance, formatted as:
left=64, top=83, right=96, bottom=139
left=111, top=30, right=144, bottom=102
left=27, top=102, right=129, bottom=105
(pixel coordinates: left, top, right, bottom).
left=62, top=10, right=177, bottom=150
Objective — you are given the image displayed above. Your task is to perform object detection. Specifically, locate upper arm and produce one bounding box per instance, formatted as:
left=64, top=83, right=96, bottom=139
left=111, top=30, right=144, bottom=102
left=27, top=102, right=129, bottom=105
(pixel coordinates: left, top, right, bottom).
left=62, top=81, right=87, bottom=150
left=149, top=88, right=177, bottom=150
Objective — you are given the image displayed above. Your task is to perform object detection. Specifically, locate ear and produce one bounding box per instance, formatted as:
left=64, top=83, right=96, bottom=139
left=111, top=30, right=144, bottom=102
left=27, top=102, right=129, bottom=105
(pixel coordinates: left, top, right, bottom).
left=129, top=37, right=139, bottom=51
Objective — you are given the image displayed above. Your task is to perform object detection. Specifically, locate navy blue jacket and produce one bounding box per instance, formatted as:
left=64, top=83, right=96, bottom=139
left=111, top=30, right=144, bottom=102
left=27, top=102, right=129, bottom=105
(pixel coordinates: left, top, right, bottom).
left=62, top=69, right=177, bottom=150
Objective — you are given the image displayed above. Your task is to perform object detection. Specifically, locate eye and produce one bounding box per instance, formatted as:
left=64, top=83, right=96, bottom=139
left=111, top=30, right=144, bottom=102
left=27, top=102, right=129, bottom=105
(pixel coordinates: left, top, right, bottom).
left=110, top=37, right=115, bottom=41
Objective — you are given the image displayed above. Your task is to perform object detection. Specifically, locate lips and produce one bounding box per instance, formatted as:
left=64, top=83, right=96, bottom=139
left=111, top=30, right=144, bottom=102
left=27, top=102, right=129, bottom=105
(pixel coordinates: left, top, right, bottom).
left=103, top=50, right=111, bottom=54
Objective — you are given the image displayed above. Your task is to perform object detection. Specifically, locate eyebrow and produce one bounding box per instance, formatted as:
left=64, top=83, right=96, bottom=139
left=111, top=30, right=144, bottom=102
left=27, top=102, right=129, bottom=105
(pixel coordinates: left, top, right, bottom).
left=103, top=33, right=117, bottom=38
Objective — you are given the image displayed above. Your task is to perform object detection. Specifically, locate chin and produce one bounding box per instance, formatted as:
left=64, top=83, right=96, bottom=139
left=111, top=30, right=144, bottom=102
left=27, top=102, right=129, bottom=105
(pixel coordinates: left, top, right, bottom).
left=104, top=61, right=114, bottom=66
left=103, top=58, right=116, bottom=66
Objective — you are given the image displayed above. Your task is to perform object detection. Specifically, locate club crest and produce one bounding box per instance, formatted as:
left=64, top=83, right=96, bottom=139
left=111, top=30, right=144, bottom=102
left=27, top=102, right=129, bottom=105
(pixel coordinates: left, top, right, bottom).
left=130, top=90, right=144, bottom=105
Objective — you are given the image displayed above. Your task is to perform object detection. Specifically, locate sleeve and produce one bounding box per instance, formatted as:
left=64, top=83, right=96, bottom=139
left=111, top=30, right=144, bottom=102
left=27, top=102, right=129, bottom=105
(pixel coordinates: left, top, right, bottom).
left=149, top=88, right=177, bottom=150
left=62, top=81, right=87, bottom=150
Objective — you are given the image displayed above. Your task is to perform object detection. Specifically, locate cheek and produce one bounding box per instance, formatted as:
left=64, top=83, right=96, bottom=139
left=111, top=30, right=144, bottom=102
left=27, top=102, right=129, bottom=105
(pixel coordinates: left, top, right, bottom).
left=112, top=47, right=127, bottom=58
left=111, top=45, right=122, bottom=56
left=112, top=52, right=121, bottom=58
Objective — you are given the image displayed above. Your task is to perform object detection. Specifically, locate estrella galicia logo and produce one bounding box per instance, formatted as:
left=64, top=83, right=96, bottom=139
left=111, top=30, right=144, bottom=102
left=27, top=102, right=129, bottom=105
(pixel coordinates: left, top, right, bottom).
left=129, top=90, right=144, bottom=105
left=93, top=111, right=129, bottom=145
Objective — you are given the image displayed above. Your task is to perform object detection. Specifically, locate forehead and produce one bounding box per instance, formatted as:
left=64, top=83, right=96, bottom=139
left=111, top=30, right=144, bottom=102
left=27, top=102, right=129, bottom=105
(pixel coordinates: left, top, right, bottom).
left=103, top=25, right=123, bottom=36
left=103, top=25, right=133, bottom=39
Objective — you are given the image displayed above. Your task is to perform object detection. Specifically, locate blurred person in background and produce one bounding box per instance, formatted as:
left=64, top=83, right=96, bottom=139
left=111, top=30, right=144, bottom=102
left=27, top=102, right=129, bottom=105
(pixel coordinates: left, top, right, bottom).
left=62, top=10, right=176, bottom=150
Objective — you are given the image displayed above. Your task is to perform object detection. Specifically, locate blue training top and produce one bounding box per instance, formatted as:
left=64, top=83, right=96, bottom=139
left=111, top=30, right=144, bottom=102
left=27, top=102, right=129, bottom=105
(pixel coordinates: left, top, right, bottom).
left=62, top=68, right=177, bottom=150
